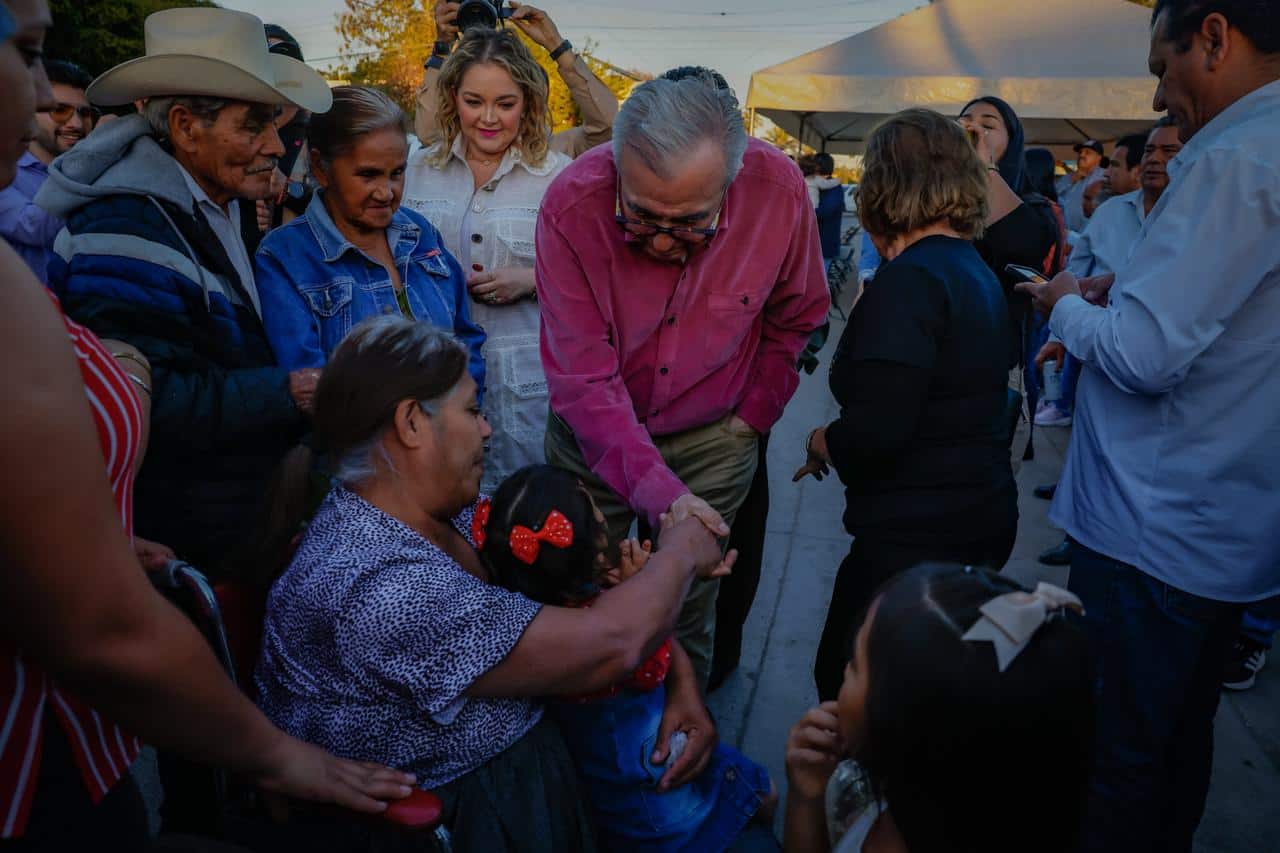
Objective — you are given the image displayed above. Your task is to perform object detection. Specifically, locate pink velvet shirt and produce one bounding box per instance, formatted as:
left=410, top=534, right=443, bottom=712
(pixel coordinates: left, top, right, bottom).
left=537, top=139, right=830, bottom=526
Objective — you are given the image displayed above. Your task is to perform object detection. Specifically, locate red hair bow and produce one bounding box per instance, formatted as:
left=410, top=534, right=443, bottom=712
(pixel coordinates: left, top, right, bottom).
left=472, top=498, right=492, bottom=549
left=509, top=510, right=575, bottom=565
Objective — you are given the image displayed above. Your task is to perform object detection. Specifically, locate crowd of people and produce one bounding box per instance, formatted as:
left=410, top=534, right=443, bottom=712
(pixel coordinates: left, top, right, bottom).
left=1, top=0, right=1277, bottom=851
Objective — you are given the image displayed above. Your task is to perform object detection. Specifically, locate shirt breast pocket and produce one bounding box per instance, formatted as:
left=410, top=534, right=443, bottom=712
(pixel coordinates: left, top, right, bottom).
left=496, top=216, right=537, bottom=265
left=300, top=279, right=355, bottom=357
left=411, top=251, right=459, bottom=326
left=703, top=286, right=770, bottom=369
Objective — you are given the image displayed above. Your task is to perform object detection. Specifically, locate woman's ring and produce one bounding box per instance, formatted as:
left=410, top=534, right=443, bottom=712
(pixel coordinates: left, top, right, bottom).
left=488, top=294, right=499, bottom=304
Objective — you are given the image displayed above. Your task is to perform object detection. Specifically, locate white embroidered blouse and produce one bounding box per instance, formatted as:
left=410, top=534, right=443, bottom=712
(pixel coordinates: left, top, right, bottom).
left=403, top=136, right=571, bottom=491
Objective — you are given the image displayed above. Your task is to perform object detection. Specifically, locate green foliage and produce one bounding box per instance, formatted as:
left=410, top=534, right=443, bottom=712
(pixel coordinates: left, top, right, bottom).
left=47, top=0, right=217, bottom=77
left=336, top=0, right=437, bottom=113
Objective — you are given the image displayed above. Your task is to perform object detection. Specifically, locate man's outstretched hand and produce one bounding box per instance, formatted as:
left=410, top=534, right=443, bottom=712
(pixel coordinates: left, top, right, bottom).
left=668, top=493, right=729, bottom=538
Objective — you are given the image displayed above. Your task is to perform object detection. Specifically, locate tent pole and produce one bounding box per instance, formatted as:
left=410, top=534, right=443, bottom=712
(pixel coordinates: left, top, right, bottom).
left=797, top=113, right=807, bottom=156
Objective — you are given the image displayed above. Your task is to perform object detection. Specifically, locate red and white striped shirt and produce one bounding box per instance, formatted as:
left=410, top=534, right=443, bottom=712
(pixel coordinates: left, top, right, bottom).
left=0, top=296, right=145, bottom=838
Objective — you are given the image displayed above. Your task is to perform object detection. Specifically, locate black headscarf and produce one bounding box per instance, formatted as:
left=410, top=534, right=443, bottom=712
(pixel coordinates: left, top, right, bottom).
left=960, top=96, right=1027, bottom=196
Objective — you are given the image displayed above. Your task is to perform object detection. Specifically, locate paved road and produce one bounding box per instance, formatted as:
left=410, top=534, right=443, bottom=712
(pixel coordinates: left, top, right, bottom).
left=707, top=283, right=1280, bottom=851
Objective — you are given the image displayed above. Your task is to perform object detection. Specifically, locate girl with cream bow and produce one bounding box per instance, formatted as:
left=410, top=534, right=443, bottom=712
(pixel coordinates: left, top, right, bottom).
left=783, top=564, right=1093, bottom=853
left=402, top=28, right=570, bottom=493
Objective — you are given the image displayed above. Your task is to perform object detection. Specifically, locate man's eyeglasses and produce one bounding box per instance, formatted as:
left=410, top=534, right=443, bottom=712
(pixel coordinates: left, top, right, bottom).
left=615, top=188, right=722, bottom=245
left=49, top=103, right=101, bottom=125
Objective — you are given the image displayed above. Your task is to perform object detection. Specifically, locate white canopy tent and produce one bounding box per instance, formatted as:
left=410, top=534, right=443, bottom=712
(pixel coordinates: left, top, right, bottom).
left=746, top=0, right=1162, bottom=155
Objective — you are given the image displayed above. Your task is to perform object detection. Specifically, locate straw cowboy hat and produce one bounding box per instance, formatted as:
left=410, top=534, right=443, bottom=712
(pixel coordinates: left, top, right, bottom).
left=87, top=7, right=332, bottom=114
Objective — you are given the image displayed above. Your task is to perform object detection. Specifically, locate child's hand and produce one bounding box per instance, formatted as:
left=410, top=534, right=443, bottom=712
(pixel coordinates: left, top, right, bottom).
left=604, top=538, right=652, bottom=587
left=785, top=701, right=844, bottom=801
left=698, top=547, right=737, bottom=580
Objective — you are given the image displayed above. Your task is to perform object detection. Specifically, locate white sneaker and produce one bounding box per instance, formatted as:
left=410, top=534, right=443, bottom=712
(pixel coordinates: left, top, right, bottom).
left=1034, top=404, right=1073, bottom=427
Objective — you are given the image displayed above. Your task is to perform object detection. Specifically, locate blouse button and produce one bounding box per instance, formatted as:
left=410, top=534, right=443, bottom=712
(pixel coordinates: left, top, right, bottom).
left=473, top=203, right=483, bottom=213
left=471, top=233, right=483, bottom=244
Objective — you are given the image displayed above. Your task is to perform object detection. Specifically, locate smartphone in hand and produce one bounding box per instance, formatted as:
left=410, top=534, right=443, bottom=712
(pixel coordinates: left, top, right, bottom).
left=1004, top=263, right=1049, bottom=284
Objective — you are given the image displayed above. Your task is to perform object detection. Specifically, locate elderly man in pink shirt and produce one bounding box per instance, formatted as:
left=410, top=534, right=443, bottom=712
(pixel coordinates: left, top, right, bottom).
left=537, top=74, right=830, bottom=686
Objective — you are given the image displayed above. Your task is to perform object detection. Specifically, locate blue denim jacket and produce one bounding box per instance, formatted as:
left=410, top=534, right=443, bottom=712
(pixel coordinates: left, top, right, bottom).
left=256, top=192, right=486, bottom=394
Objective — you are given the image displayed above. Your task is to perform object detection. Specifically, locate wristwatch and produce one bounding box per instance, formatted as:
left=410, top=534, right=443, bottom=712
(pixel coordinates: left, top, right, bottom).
left=548, top=39, right=573, bottom=62
left=425, top=39, right=451, bottom=71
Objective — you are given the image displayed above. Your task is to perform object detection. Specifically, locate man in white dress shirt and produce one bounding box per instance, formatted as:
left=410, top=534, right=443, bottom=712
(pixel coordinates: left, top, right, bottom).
left=1066, top=120, right=1183, bottom=280
left=1018, top=2, right=1280, bottom=849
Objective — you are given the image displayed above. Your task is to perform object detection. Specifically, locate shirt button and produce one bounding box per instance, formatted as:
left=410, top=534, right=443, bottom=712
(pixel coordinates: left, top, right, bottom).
left=471, top=233, right=483, bottom=244
left=659, top=366, right=669, bottom=376
left=667, top=316, right=676, bottom=326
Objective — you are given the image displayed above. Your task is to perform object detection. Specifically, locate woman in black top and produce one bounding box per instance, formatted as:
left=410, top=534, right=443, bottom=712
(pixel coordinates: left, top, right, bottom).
left=798, top=109, right=1019, bottom=701
left=960, top=97, right=1064, bottom=468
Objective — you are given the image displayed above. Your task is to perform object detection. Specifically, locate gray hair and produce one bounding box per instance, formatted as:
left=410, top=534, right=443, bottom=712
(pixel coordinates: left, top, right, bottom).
left=612, top=74, right=747, bottom=187
left=324, top=316, right=470, bottom=486
left=143, top=96, right=229, bottom=142
left=308, top=86, right=409, bottom=165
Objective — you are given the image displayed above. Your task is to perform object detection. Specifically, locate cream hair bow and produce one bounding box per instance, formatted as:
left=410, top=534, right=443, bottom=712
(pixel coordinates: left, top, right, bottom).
left=961, top=582, right=1084, bottom=672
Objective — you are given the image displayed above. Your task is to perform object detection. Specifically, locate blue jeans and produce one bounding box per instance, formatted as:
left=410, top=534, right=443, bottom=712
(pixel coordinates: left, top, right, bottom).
left=1069, top=544, right=1244, bottom=853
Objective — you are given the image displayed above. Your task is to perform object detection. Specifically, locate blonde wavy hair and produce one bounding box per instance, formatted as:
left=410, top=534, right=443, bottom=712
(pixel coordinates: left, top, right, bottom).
left=430, top=28, right=551, bottom=169
left=857, top=108, right=989, bottom=243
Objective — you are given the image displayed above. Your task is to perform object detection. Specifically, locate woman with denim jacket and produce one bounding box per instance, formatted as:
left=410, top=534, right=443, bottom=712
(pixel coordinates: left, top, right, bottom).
left=402, top=28, right=571, bottom=493
left=256, top=86, right=486, bottom=390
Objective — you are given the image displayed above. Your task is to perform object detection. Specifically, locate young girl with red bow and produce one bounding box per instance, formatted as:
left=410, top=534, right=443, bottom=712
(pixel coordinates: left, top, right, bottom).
left=474, top=464, right=779, bottom=851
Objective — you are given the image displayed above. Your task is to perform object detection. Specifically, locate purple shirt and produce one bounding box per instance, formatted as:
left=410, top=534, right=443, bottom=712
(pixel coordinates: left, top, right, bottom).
left=0, top=152, right=61, bottom=282
left=256, top=486, right=544, bottom=787
left=536, top=139, right=831, bottom=526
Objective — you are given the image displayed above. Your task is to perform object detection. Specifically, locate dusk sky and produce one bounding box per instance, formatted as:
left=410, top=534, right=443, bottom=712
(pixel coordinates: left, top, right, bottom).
left=219, top=0, right=928, bottom=98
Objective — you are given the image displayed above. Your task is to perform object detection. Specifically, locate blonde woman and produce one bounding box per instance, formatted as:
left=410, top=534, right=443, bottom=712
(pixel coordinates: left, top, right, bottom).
left=404, top=28, right=570, bottom=492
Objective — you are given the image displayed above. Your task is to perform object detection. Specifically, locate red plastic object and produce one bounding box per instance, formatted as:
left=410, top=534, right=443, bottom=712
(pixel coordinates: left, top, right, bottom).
left=381, top=789, right=444, bottom=829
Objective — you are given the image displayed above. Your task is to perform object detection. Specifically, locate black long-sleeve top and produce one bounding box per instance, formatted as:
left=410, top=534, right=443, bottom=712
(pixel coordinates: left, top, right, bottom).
left=825, top=235, right=1018, bottom=544
left=975, top=199, right=1061, bottom=366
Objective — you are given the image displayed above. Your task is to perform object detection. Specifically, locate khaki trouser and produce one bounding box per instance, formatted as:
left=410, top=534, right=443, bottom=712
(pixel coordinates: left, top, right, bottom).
left=545, top=412, right=759, bottom=691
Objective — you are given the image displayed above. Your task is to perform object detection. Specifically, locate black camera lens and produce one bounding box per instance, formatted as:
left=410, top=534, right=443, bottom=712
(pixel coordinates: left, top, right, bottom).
left=457, top=0, right=499, bottom=31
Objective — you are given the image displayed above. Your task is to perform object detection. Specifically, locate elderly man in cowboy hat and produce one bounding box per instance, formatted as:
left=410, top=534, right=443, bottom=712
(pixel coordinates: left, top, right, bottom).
left=37, top=7, right=332, bottom=580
